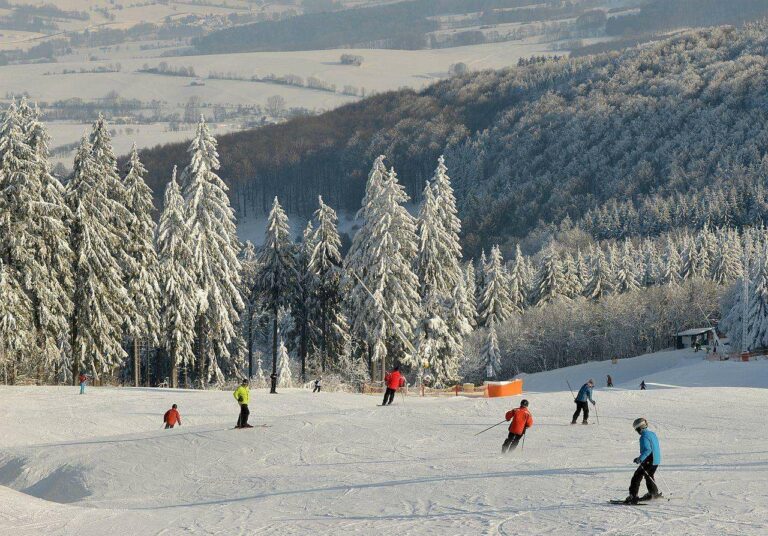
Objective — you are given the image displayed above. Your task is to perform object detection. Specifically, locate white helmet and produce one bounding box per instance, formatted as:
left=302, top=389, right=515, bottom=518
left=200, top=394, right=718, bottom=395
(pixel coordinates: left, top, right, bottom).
left=633, top=417, right=648, bottom=431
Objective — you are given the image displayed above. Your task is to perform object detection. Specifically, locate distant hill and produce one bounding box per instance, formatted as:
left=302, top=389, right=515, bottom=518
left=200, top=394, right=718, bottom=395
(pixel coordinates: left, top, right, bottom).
left=140, top=22, right=768, bottom=256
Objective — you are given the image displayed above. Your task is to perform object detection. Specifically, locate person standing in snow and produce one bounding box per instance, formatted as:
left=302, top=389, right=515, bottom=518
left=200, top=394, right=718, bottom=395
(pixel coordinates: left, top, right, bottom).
left=233, top=379, right=252, bottom=429
left=78, top=372, right=90, bottom=395
left=640, top=380, right=646, bottom=390
left=571, top=379, right=596, bottom=424
left=163, top=404, right=182, bottom=429
left=607, top=375, right=613, bottom=388
left=313, top=377, right=322, bottom=393
left=502, top=399, right=533, bottom=453
left=382, top=365, right=403, bottom=406
left=625, top=417, right=663, bottom=504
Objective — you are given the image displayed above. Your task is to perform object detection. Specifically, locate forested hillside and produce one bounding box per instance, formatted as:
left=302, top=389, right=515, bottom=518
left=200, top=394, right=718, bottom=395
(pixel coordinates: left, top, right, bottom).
left=140, top=22, right=768, bottom=257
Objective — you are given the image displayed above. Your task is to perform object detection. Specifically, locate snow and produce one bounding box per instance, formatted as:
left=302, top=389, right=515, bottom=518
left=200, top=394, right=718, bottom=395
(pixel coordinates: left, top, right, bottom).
left=2, top=348, right=768, bottom=534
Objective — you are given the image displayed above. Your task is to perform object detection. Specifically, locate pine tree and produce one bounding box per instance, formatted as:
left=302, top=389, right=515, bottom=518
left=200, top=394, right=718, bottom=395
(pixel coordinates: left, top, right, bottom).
left=157, top=168, right=196, bottom=388
left=255, top=196, right=295, bottom=393
left=428, top=156, right=463, bottom=295
left=680, top=236, right=702, bottom=281
left=0, top=259, right=33, bottom=382
left=238, top=240, right=260, bottom=380
left=585, top=247, right=612, bottom=300
left=345, top=157, right=421, bottom=378
left=660, top=237, right=681, bottom=286
left=66, top=137, right=129, bottom=381
left=277, top=336, right=293, bottom=388
left=308, top=196, right=347, bottom=375
left=561, top=252, right=583, bottom=298
left=183, top=117, right=243, bottom=386
left=745, top=246, right=768, bottom=351
left=254, top=353, right=267, bottom=387
left=124, top=145, right=160, bottom=386
left=17, top=101, right=73, bottom=377
left=463, top=262, right=478, bottom=327
left=615, top=241, right=640, bottom=293
left=534, top=249, right=567, bottom=306
left=508, top=245, right=528, bottom=314
left=478, top=245, right=512, bottom=326
left=711, top=229, right=742, bottom=284
left=293, top=221, right=316, bottom=382
left=480, top=321, right=502, bottom=380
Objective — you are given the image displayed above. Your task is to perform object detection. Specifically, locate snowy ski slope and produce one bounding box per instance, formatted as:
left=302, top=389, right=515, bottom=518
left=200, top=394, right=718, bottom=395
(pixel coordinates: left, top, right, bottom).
left=1, top=348, right=767, bottom=535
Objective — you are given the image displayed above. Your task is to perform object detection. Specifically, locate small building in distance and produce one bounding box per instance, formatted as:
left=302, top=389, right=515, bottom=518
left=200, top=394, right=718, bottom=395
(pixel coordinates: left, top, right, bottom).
left=675, top=327, right=717, bottom=349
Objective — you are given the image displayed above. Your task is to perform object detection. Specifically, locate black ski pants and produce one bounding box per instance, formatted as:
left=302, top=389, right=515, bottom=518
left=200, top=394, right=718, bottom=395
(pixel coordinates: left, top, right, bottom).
left=629, top=455, right=659, bottom=497
left=313, top=385, right=321, bottom=393
left=572, top=401, right=589, bottom=422
left=502, top=432, right=523, bottom=453
left=382, top=388, right=396, bottom=405
left=237, top=403, right=250, bottom=428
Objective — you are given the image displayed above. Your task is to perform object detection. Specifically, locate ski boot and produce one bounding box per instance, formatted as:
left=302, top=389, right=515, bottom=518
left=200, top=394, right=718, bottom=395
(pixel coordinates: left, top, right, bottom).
left=582, top=420, right=589, bottom=425
left=623, top=495, right=640, bottom=505
left=570, top=420, right=577, bottom=425
left=639, top=492, right=663, bottom=501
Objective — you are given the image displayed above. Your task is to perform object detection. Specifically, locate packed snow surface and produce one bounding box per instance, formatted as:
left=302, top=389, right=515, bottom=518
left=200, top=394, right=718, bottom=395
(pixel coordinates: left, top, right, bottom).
left=2, top=349, right=768, bottom=535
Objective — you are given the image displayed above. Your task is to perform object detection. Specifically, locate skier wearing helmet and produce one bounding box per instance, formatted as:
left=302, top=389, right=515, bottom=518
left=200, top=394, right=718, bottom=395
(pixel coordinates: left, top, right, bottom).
left=502, top=399, right=533, bottom=453
left=625, top=417, right=663, bottom=504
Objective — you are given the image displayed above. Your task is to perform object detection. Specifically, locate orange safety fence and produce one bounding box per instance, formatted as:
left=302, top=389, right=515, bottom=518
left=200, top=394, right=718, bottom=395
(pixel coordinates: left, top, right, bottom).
left=362, top=379, right=524, bottom=398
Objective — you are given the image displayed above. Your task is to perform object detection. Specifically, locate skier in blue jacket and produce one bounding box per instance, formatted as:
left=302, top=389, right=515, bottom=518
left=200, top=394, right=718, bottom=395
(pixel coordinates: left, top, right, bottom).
left=625, top=417, right=663, bottom=504
left=571, top=379, right=595, bottom=424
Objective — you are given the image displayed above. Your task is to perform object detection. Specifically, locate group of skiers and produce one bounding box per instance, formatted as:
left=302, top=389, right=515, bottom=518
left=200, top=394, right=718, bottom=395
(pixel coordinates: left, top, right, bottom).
left=497, top=378, right=663, bottom=505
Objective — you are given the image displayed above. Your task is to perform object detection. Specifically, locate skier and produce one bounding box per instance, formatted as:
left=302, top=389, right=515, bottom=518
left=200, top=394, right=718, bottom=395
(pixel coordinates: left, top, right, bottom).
left=606, top=374, right=613, bottom=388
left=163, top=404, right=182, bottom=429
left=571, top=379, right=596, bottom=424
left=502, top=399, right=533, bottom=453
left=78, top=372, right=90, bottom=395
left=640, top=380, right=646, bottom=390
left=313, top=377, right=322, bottom=393
left=624, top=417, right=663, bottom=504
left=382, top=365, right=402, bottom=406
left=233, top=378, right=252, bottom=429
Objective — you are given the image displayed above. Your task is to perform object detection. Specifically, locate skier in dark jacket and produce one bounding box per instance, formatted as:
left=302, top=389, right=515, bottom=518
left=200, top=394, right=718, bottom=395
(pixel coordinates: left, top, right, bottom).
left=606, top=374, right=613, bottom=388
left=571, top=379, right=595, bottom=424
left=640, top=380, right=646, bottom=390
left=625, top=417, right=663, bottom=504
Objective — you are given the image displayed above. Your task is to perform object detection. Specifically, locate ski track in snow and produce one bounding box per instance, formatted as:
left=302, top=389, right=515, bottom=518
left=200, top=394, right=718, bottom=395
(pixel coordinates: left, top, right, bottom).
left=1, top=349, right=768, bottom=534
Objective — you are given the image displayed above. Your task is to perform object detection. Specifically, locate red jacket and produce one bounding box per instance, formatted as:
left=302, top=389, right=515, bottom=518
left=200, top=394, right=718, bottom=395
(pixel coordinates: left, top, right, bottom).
left=164, top=408, right=181, bottom=426
left=505, top=407, right=533, bottom=435
left=385, top=370, right=403, bottom=390
left=78, top=374, right=87, bottom=384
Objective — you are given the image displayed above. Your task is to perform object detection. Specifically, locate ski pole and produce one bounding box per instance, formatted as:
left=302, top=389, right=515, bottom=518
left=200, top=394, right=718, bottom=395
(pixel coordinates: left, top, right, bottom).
left=640, top=464, right=670, bottom=500
left=521, top=433, right=526, bottom=451
left=566, top=380, right=575, bottom=399
left=594, top=402, right=600, bottom=425
left=474, top=420, right=506, bottom=436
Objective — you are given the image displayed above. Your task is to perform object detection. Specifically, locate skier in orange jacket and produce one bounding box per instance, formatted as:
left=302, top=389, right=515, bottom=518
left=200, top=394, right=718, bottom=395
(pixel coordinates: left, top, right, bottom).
left=502, top=399, right=533, bottom=453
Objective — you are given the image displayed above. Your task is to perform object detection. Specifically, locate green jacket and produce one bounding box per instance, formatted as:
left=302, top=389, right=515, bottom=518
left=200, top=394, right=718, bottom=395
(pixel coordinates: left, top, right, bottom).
left=233, top=385, right=250, bottom=405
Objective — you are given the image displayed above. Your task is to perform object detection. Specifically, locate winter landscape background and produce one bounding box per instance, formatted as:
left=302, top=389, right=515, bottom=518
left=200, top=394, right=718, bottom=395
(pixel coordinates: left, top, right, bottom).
left=3, top=1, right=768, bottom=534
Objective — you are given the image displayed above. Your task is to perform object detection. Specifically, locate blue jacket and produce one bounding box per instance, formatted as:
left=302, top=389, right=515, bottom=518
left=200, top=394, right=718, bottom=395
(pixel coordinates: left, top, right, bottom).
left=575, top=383, right=594, bottom=403
left=638, top=429, right=661, bottom=465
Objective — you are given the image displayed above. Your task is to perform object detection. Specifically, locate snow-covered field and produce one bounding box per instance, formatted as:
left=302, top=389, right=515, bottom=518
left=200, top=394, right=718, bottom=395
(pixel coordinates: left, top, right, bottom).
left=2, top=349, right=768, bottom=535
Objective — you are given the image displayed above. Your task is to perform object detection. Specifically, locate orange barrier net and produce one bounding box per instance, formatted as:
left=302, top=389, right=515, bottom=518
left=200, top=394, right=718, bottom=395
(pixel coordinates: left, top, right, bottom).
left=362, top=379, right=524, bottom=398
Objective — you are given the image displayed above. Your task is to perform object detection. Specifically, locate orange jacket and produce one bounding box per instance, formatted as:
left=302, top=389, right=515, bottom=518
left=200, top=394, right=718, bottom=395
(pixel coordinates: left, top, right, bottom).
left=505, top=407, right=533, bottom=435
left=164, top=408, right=181, bottom=426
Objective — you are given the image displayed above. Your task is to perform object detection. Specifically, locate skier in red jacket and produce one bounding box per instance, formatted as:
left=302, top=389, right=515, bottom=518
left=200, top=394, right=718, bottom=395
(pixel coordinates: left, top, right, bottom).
left=163, top=404, right=182, bottom=429
left=502, top=399, right=533, bottom=453
left=382, top=365, right=403, bottom=406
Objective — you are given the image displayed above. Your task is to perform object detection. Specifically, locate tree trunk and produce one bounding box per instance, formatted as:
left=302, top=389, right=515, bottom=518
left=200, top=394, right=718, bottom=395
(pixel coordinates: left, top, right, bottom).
left=299, top=312, right=307, bottom=383
left=133, top=338, right=140, bottom=387
left=270, top=306, right=278, bottom=394
left=247, top=305, right=253, bottom=379
left=197, top=316, right=206, bottom=389
left=145, top=344, right=151, bottom=387
left=171, top=362, right=178, bottom=389
left=70, top=314, right=79, bottom=386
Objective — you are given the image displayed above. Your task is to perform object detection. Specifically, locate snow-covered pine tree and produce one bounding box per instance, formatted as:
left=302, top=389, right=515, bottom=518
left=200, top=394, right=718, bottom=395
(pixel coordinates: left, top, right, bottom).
left=18, top=101, right=73, bottom=376
left=640, top=240, right=659, bottom=287
left=476, top=250, right=487, bottom=307
left=254, top=352, right=267, bottom=387
left=182, top=117, right=243, bottom=386
left=308, top=196, right=347, bottom=375
left=293, top=221, right=316, bottom=382
left=277, top=336, right=293, bottom=388
left=480, top=321, right=502, bottom=380
left=614, top=241, right=640, bottom=294
left=344, top=157, right=421, bottom=379
left=429, top=156, right=464, bottom=295
left=698, top=225, right=715, bottom=279
left=157, top=168, right=197, bottom=388
left=534, top=248, right=567, bottom=306
left=238, top=240, right=260, bottom=380
left=508, top=245, right=528, bottom=314
left=561, top=252, right=583, bottom=298
left=463, top=262, right=478, bottom=327
left=0, top=259, right=33, bottom=383
left=584, top=247, right=612, bottom=300
left=123, top=144, right=160, bottom=386
left=711, top=228, right=742, bottom=285
left=680, top=235, right=702, bottom=281
left=660, top=236, right=681, bottom=286
left=745, top=246, right=768, bottom=351
left=66, top=137, right=129, bottom=381
left=255, top=196, right=295, bottom=393
left=478, top=245, right=512, bottom=326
